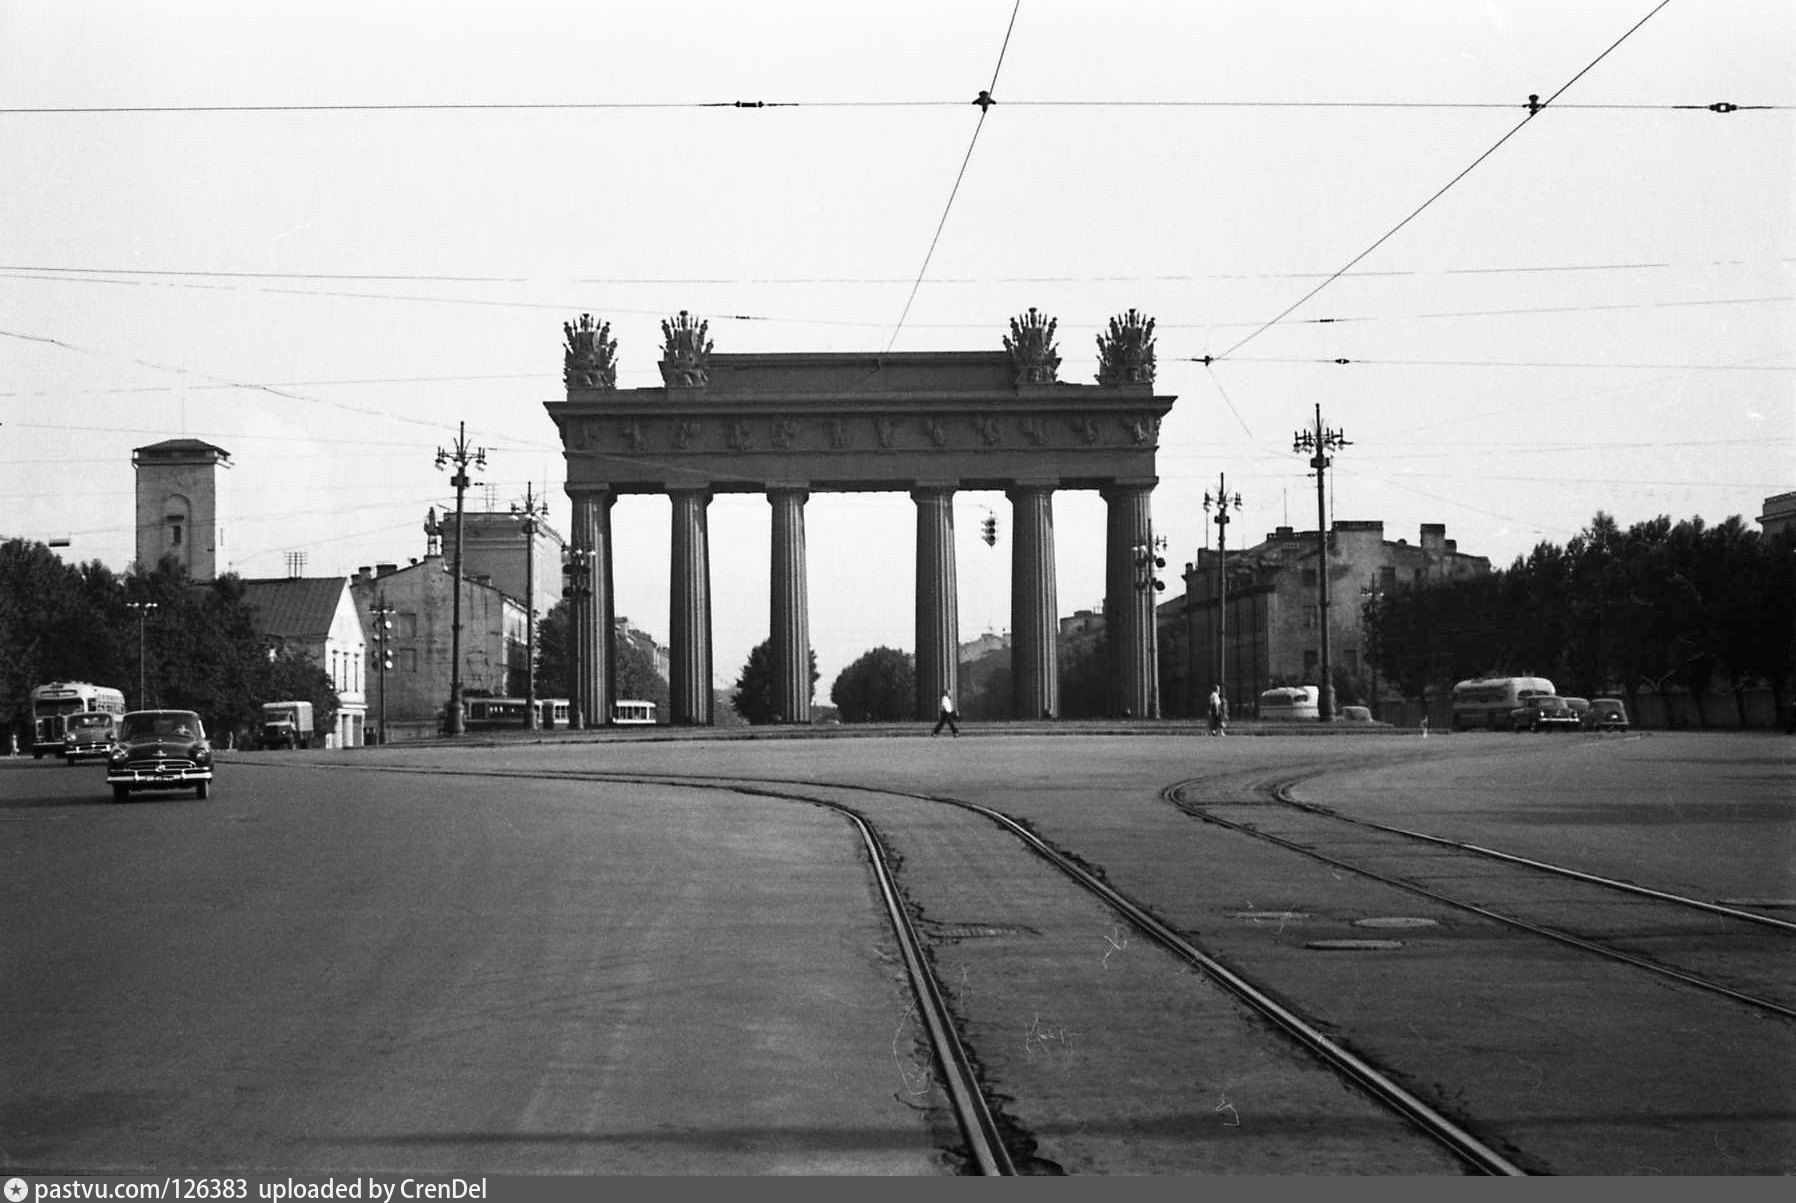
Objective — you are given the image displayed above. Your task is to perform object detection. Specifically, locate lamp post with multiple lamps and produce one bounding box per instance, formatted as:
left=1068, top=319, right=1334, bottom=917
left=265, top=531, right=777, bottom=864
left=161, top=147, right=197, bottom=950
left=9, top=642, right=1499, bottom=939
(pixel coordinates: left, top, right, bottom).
left=125, top=600, right=158, bottom=709
left=434, top=423, right=486, bottom=737
left=1203, top=475, right=1242, bottom=716
left=562, top=546, right=594, bottom=729
left=511, top=484, right=549, bottom=730
left=1293, top=404, right=1350, bottom=721
left=369, top=594, right=395, bottom=745
left=1133, top=531, right=1167, bottom=719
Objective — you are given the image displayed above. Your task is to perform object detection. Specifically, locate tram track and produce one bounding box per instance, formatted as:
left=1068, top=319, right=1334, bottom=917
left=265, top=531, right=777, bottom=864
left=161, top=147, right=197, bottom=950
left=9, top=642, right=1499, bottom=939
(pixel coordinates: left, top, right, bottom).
left=1166, top=774, right=1796, bottom=1021
left=291, top=759, right=1526, bottom=1175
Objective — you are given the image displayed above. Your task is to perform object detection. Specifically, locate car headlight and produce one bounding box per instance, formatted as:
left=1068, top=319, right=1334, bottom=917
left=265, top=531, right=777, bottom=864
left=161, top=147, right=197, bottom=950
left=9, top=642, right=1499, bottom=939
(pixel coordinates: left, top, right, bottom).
left=190, top=744, right=211, bottom=763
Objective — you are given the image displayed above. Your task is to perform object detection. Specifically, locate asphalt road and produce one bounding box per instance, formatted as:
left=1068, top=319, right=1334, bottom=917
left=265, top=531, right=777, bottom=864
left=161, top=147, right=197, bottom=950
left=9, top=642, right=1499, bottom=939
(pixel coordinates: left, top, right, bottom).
left=3, top=727, right=1791, bottom=1175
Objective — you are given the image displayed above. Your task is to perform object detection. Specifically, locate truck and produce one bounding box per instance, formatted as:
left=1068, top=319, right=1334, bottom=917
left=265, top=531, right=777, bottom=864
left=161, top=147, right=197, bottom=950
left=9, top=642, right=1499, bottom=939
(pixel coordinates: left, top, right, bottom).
left=260, top=701, right=315, bottom=750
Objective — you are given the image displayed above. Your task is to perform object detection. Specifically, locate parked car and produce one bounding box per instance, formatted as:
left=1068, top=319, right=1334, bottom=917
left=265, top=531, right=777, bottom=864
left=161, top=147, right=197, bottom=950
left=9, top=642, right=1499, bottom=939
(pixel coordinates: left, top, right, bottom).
left=61, top=711, right=117, bottom=764
left=1561, top=697, right=1591, bottom=724
left=106, top=709, right=214, bottom=801
left=1509, top=695, right=1582, bottom=732
left=1585, top=697, right=1630, bottom=732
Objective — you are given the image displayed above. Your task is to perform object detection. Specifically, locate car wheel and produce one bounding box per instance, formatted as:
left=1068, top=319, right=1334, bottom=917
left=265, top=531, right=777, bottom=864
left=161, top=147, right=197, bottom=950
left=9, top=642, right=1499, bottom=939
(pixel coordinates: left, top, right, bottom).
left=111, top=784, right=130, bottom=803
left=195, top=780, right=210, bottom=800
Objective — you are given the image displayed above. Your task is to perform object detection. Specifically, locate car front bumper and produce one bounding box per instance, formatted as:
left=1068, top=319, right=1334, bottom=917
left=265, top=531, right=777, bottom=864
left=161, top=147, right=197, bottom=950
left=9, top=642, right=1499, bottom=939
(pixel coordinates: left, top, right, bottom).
left=108, top=766, right=213, bottom=788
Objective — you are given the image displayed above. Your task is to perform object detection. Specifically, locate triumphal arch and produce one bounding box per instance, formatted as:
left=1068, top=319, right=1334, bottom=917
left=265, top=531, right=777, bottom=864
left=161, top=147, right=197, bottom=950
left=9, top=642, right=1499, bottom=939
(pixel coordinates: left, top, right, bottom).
left=545, top=308, right=1175, bottom=726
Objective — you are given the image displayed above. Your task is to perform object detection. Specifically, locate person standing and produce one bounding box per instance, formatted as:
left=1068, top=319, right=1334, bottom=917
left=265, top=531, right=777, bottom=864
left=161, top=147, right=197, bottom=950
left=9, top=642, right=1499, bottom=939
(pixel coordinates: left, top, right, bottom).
left=932, top=691, right=960, bottom=737
left=1207, top=685, right=1225, bottom=737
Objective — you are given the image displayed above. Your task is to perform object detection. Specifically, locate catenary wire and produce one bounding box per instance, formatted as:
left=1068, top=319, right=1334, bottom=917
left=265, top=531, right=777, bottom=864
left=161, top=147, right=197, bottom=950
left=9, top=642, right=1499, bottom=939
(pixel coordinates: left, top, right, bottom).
left=1214, top=0, right=1679, bottom=362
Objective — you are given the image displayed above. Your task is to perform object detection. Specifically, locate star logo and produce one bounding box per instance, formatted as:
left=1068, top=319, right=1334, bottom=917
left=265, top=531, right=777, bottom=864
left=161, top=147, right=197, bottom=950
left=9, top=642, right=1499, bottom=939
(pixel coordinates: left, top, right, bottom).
left=5, top=1178, right=30, bottom=1202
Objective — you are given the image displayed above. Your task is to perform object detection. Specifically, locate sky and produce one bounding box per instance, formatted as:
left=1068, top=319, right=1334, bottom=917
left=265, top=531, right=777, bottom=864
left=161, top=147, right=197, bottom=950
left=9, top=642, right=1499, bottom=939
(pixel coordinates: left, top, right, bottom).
left=2, top=0, right=1791, bottom=694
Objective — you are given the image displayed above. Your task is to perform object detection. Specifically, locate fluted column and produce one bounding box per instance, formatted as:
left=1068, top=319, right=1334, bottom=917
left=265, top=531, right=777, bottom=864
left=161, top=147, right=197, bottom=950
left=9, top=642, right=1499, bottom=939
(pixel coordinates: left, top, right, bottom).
left=1009, top=484, right=1059, bottom=719
left=769, top=488, right=811, bottom=725
left=669, top=488, right=714, bottom=725
left=912, top=487, right=960, bottom=720
left=568, top=491, right=615, bottom=729
left=1104, top=483, right=1155, bottom=718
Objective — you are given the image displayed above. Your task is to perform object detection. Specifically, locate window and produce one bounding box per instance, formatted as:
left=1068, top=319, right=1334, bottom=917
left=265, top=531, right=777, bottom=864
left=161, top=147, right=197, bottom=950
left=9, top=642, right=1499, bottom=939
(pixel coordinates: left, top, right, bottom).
left=1304, top=650, right=1318, bottom=676
left=1304, top=605, right=1317, bottom=629
left=1301, top=568, right=1317, bottom=587
left=1380, top=565, right=1397, bottom=591
left=398, top=613, right=418, bottom=638
left=167, top=517, right=184, bottom=546
left=399, top=648, right=418, bottom=672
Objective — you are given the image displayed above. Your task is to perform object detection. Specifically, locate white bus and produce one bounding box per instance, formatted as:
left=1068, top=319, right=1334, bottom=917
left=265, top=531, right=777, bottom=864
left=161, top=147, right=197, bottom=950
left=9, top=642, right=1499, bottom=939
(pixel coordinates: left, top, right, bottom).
left=1259, top=685, right=1319, bottom=721
left=1451, top=676, right=1556, bottom=731
left=29, top=681, right=127, bottom=758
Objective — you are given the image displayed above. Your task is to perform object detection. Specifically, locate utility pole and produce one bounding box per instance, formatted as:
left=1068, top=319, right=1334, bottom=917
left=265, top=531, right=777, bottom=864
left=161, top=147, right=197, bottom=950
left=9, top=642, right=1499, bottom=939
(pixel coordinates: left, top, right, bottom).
left=512, top=484, right=549, bottom=729
left=370, top=594, right=395, bottom=744
left=1132, top=529, right=1167, bottom=719
left=435, top=422, right=486, bottom=737
left=125, top=600, right=158, bottom=709
left=1204, top=474, right=1242, bottom=716
left=1293, top=403, right=1349, bottom=721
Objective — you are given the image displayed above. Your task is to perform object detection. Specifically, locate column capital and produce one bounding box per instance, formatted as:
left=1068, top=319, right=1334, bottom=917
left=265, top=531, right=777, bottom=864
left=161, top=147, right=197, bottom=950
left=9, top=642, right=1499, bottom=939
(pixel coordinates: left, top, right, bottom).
left=1099, top=477, right=1159, bottom=499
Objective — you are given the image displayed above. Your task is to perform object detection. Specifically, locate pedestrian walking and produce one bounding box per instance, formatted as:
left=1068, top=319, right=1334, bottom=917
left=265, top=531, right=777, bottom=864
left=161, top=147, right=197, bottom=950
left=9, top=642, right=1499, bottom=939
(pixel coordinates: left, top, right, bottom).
left=932, top=691, right=960, bottom=737
left=1207, top=686, right=1227, bottom=736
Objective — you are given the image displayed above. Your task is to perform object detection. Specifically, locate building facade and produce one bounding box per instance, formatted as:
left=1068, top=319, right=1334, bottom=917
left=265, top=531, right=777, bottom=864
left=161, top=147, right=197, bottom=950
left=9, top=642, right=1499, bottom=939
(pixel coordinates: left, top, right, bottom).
left=350, top=554, right=528, bottom=741
left=439, top=509, right=567, bottom=619
left=1166, top=520, right=1490, bottom=720
left=132, top=438, right=230, bottom=581
left=237, top=576, right=369, bottom=748
left=1757, top=491, right=1796, bottom=541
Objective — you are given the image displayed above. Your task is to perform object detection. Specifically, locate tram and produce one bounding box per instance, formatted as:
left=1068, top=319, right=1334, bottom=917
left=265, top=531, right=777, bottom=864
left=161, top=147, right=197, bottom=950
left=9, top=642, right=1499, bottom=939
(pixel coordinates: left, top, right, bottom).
left=612, top=699, right=658, bottom=726
left=462, top=697, right=571, bottom=729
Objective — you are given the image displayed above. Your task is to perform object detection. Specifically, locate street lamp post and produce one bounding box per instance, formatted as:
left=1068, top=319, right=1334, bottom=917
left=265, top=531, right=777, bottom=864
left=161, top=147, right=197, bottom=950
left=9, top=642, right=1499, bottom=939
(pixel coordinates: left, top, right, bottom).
left=1293, top=403, right=1350, bottom=722
left=370, top=594, right=395, bottom=745
left=1132, top=531, right=1167, bottom=719
left=562, top=546, right=593, bottom=729
left=1203, top=475, right=1242, bottom=716
left=434, top=422, right=486, bottom=737
left=512, top=484, right=549, bottom=730
left=125, top=600, right=158, bottom=709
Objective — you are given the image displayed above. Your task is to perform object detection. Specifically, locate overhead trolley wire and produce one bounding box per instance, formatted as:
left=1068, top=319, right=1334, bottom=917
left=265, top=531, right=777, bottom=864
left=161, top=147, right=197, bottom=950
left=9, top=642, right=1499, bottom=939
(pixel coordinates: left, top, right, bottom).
left=883, top=0, right=1021, bottom=354
left=1, top=97, right=1778, bottom=117
left=1212, top=0, right=1680, bottom=364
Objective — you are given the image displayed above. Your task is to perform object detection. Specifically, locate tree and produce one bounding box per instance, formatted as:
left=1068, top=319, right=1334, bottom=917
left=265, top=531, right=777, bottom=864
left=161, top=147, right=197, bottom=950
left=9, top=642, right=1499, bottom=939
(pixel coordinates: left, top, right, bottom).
left=732, top=638, right=819, bottom=725
left=830, top=647, right=915, bottom=723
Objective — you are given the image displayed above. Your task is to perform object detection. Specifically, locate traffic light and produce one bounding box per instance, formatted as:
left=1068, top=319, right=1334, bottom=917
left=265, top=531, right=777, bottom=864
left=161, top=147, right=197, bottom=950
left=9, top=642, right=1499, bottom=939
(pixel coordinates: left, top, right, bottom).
left=982, top=515, right=998, bottom=547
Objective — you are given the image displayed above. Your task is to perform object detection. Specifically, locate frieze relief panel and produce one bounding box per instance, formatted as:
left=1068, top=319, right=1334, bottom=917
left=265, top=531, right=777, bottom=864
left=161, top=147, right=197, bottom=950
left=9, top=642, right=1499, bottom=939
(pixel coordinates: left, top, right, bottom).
left=562, top=410, right=1163, bottom=455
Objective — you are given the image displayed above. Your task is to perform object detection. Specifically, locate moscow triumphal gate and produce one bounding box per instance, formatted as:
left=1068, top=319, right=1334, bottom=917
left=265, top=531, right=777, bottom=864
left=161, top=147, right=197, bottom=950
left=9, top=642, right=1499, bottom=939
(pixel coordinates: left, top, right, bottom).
left=546, top=308, right=1175, bottom=726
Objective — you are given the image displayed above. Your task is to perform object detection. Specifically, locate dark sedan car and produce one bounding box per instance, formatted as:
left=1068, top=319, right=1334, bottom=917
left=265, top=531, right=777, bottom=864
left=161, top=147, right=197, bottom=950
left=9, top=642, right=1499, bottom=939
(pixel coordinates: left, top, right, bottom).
left=107, top=709, right=214, bottom=801
left=1509, top=695, right=1582, bottom=733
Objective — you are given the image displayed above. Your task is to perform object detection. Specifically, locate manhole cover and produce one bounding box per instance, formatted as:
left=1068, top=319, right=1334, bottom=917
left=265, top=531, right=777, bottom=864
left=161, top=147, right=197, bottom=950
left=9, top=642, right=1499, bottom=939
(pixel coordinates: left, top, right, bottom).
left=1353, top=916, right=1440, bottom=929
left=1226, top=910, right=1310, bottom=922
left=1305, top=939, right=1405, bottom=951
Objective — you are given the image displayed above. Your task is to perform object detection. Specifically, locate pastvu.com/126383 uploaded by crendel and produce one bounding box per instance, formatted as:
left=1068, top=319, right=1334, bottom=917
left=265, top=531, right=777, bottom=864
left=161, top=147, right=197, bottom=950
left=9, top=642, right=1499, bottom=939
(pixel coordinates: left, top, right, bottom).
left=6, top=1181, right=487, bottom=1202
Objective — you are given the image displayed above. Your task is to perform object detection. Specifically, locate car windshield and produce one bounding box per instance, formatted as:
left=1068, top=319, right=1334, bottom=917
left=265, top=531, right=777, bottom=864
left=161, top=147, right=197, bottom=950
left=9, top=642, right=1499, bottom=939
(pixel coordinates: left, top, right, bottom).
left=120, top=713, right=201, bottom=740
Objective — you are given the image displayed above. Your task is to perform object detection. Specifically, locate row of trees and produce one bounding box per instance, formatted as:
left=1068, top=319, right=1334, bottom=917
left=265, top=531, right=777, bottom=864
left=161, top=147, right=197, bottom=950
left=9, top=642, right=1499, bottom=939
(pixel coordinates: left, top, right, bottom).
left=1, top=540, right=337, bottom=742
left=1364, top=513, right=1794, bottom=724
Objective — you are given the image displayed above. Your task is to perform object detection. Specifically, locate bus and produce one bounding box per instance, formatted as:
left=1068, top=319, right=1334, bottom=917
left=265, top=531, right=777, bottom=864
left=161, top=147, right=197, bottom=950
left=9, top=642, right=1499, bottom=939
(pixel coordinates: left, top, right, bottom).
left=1451, top=676, right=1556, bottom=731
left=612, top=699, right=657, bottom=726
left=463, top=697, right=571, bottom=730
left=29, top=681, right=127, bottom=758
left=1258, top=685, right=1319, bottom=721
